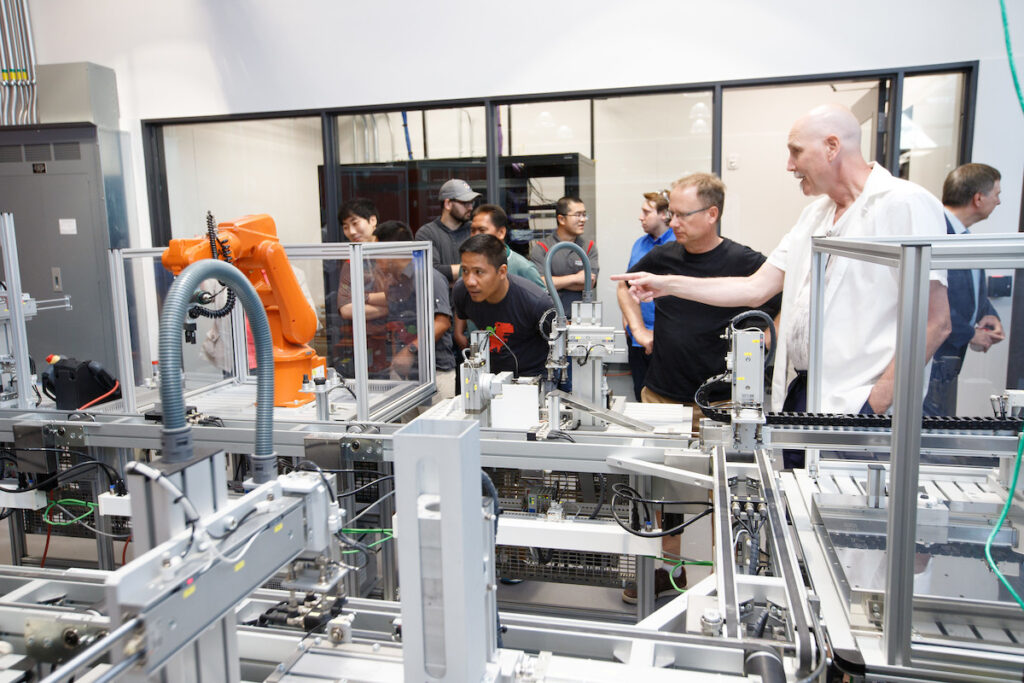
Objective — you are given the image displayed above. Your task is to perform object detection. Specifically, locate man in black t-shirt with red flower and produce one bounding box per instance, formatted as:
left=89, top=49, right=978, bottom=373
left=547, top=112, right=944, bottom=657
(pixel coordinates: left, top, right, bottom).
left=453, top=235, right=554, bottom=378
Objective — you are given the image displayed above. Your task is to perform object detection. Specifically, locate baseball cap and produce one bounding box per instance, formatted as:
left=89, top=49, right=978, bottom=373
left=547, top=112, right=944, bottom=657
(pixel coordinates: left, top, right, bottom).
left=439, top=179, right=481, bottom=202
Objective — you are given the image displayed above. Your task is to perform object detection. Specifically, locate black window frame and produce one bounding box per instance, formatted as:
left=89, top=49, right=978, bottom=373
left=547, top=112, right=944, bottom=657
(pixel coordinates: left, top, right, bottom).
left=142, top=61, right=978, bottom=247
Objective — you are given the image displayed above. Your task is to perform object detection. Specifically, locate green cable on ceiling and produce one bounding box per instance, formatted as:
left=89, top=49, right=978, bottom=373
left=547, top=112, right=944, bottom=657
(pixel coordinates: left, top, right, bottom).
left=1001, top=0, right=1024, bottom=117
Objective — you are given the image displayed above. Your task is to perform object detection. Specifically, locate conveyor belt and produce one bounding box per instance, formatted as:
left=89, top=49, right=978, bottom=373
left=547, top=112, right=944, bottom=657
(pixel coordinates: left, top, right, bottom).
left=826, top=533, right=1021, bottom=563
left=767, top=412, right=1023, bottom=432
left=702, top=406, right=1023, bottom=432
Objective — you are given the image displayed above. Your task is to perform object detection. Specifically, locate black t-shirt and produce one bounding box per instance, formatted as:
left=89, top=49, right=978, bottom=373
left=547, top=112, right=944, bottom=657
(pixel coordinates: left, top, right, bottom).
left=633, top=238, right=782, bottom=402
left=452, top=275, right=553, bottom=377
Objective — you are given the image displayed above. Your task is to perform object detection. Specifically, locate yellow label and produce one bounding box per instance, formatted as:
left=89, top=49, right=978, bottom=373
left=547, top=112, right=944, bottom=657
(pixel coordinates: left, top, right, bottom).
left=744, top=352, right=752, bottom=357
left=737, top=377, right=745, bottom=382
left=234, top=560, right=245, bottom=572
left=273, top=522, right=283, bottom=533
left=183, top=585, right=196, bottom=599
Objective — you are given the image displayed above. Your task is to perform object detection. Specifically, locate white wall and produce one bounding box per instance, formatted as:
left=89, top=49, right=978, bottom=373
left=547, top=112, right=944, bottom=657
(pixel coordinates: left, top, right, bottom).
left=592, top=93, right=714, bottom=314
left=720, top=82, right=878, bottom=258
left=25, top=0, right=1024, bottom=404
left=26, top=0, right=1024, bottom=243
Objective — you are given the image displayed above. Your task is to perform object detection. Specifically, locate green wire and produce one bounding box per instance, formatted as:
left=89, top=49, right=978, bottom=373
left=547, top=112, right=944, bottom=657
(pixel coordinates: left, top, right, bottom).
left=648, top=555, right=713, bottom=593
left=1001, top=0, right=1024, bottom=118
left=985, top=431, right=1024, bottom=612
left=43, top=498, right=96, bottom=526
left=648, top=554, right=713, bottom=567
left=667, top=561, right=686, bottom=593
left=341, top=532, right=394, bottom=554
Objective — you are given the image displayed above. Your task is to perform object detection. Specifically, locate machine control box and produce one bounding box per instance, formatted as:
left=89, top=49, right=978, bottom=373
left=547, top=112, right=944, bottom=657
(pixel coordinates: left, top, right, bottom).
left=731, top=329, right=764, bottom=407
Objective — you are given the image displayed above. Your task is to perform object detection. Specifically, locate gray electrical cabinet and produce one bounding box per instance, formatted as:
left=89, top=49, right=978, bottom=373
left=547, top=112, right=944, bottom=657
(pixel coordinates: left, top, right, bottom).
left=0, top=62, right=130, bottom=379
left=0, top=123, right=130, bottom=376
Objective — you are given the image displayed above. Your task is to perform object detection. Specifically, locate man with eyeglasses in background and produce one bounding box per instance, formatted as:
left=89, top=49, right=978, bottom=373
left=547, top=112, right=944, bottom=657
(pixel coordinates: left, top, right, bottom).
left=417, top=178, right=480, bottom=284
left=530, top=196, right=599, bottom=313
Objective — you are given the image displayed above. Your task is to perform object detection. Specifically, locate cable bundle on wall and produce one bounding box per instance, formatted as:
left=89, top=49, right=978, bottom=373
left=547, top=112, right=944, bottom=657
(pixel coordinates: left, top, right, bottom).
left=0, top=0, right=36, bottom=125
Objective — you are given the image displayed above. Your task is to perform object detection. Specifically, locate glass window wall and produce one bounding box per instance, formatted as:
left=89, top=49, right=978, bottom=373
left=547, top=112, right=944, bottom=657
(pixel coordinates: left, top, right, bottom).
left=720, top=79, right=883, bottom=257
left=899, top=72, right=965, bottom=197
left=330, top=106, right=486, bottom=381
left=162, top=117, right=324, bottom=244
left=147, top=64, right=977, bottom=408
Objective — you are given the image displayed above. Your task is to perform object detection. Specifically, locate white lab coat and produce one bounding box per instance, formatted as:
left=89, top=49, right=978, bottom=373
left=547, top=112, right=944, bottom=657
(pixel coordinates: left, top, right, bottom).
left=767, top=164, right=946, bottom=413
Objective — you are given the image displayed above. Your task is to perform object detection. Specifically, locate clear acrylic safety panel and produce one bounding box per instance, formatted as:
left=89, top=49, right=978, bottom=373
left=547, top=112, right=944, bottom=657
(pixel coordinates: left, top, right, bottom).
left=114, top=242, right=435, bottom=422
left=806, top=236, right=1024, bottom=670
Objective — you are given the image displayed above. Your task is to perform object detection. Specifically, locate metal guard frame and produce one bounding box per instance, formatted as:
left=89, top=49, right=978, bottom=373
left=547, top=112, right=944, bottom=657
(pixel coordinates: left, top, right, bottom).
left=108, top=241, right=437, bottom=423
left=806, top=232, right=1024, bottom=668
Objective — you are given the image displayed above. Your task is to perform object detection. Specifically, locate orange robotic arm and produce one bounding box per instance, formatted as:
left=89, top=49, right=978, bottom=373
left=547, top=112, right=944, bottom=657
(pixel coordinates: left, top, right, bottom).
left=162, top=214, right=326, bottom=407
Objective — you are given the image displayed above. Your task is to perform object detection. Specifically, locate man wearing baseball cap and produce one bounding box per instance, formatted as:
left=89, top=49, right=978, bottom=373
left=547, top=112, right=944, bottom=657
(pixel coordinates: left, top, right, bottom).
left=417, top=178, right=481, bottom=283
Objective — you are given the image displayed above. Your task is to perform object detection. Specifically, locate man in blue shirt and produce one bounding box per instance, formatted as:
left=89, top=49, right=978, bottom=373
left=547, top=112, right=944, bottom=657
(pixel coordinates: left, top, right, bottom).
left=619, top=191, right=675, bottom=400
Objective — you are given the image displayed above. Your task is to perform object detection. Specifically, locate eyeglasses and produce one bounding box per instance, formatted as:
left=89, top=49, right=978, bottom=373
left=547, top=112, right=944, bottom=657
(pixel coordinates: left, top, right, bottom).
left=559, top=211, right=588, bottom=220
left=668, top=206, right=711, bottom=221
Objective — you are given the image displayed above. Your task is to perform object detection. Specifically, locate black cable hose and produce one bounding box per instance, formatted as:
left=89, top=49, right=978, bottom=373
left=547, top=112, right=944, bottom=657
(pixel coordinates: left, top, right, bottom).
left=189, top=211, right=237, bottom=320
left=206, top=507, right=258, bottom=540
left=206, top=210, right=217, bottom=261
left=297, top=461, right=338, bottom=503
left=336, top=532, right=372, bottom=569
left=0, top=459, right=121, bottom=494
left=610, top=483, right=713, bottom=538
left=693, top=372, right=733, bottom=423
left=611, top=482, right=712, bottom=508
left=753, top=606, right=772, bottom=638
left=480, top=468, right=505, bottom=649
left=612, top=483, right=651, bottom=529
left=588, top=473, right=606, bottom=520
left=612, top=503, right=713, bottom=538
